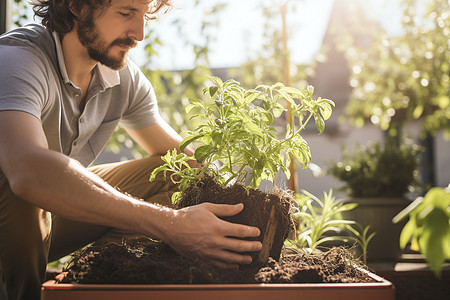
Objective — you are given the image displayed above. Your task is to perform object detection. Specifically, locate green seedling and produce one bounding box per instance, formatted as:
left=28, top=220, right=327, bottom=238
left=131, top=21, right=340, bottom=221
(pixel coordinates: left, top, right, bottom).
left=285, top=189, right=357, bottom=253
left=346, top=224, right=376, bottom=265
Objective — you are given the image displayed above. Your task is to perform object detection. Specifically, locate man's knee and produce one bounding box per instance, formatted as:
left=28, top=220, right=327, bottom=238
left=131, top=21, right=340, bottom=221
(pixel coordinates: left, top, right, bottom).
left=0, top=192, right=51, bottom=300
left=90, top=156, right=178, bottom=207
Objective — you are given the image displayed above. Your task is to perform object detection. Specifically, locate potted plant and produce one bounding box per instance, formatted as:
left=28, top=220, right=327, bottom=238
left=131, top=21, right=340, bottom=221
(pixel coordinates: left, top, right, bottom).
left=41, top=77, right=394, bottom=299
left=393, top=186, right=450, bottom=278
left=147, top=76, right=336, bottom=264
left=328, top=141, right=422, bottom=262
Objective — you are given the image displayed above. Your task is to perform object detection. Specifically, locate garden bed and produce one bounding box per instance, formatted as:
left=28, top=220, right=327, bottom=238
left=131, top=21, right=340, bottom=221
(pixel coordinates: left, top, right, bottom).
left=41, top=174, right=396, bottom=299
left=42, top=240, right=395, bottom=300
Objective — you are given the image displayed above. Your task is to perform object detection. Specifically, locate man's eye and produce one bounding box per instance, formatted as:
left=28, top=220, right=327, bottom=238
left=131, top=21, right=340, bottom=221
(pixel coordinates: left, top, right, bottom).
left=119, top=12, right=131, bottom=17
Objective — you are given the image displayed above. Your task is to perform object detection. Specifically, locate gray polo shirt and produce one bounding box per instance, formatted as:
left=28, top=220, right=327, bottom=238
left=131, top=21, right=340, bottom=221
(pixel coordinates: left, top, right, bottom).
left=0, top=24, right=160, bottom=167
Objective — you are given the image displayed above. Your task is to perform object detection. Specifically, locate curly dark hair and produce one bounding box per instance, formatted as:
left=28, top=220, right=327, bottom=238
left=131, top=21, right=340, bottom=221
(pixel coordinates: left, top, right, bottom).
left=31, top=0, right=173, bottom=34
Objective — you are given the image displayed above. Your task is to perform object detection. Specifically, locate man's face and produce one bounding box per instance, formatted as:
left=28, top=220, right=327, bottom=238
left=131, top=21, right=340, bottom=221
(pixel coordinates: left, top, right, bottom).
left=76, top=1, right=151, bottom=70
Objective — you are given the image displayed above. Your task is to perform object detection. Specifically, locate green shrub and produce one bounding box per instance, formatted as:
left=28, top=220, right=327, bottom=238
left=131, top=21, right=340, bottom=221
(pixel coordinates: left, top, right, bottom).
left=328, top=142, right=422, bottom=197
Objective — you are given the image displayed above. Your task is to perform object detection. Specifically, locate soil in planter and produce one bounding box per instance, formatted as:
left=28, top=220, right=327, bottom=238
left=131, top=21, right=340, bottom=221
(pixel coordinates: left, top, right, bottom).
left=58, top=239, right=376, bottom=284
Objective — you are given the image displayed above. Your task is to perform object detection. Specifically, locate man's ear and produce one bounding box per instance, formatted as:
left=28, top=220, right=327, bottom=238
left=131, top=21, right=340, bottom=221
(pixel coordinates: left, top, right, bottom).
left=69, top=1, right=82, bottom=19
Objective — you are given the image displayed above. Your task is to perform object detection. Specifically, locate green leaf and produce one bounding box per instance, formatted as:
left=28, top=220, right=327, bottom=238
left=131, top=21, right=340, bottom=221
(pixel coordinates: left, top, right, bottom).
left=273, top=103, right=285, bottom=118
left=261, top=111, right=274, bottom=125
left=279, top=86, right=305, bottom=98
left=418, top=209, right=449, bottom=276
left=244, top=121, right=264, bottom=137
left=399, top=218, right=417, bottom=249
left=243, top=91, right=259, bottom=104
left=318, top=99, right=333, bottom=120
left=412, top=104, right=424, bottom=119
left=149, top=164, right=169, bottom=182
left=229, top=91, right=243, bottom=104
left=274, top=90, right=296, bottom=107
left=393, top=197, right=423, bottom=223
left=171, top=191, right=182, bottom=205
left=337, top=203, right=358, bottom=212
left=180, top=133, right=205, bottom=151
left=209, top=76, right=223, bottom=87
left=422, top=188, right=450, bottom=211
left=185, top=104, right=197, bottom=114
left=188, top=98, right=206, bottom=111
left=194, top=145, right=215, bottom=163
left=209, top=86, right=219, bottom=97
left=188, top=113, right=206, bottom=120
left=315, top=115, right=325, bottom=134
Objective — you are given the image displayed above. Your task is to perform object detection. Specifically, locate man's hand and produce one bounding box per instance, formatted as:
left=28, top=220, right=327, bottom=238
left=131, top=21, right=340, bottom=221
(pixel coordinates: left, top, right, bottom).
left=162, top=203, right=262, bottom=268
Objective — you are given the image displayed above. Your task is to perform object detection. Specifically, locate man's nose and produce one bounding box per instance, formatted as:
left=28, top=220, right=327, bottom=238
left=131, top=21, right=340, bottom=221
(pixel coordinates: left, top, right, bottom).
left=127, top=16, right=145, bottom=42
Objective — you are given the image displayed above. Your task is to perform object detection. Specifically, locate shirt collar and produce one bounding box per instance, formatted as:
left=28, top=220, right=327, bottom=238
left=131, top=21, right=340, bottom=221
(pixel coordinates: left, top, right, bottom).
left=52, top=31, right=120, bottom=88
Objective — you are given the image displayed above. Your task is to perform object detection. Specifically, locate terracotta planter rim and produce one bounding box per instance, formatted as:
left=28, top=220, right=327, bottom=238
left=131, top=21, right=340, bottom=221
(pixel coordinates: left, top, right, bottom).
left=42, top=270, right=391, bottom=290
left=42, top=271, right=394, bottom=300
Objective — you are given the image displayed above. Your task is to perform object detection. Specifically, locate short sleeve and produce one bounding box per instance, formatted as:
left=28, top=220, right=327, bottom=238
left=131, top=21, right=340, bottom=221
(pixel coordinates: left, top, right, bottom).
left=118, top=59, right=161, bottom=130
left=0, top=41, right=49, bottom=121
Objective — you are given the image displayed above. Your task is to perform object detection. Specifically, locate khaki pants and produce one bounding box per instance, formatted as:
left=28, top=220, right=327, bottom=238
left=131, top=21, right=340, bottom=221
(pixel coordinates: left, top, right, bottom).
left=0, top=156, right=177, bottom=300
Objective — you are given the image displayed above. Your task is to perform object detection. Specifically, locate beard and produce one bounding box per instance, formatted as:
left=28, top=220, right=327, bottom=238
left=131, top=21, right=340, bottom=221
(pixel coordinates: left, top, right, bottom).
left=76, top=14, right=137, bottom=70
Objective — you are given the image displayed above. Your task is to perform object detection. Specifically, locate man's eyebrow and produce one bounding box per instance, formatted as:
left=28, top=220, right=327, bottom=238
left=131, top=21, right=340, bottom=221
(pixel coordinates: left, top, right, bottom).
left=116, top=6, right=140, bottom=12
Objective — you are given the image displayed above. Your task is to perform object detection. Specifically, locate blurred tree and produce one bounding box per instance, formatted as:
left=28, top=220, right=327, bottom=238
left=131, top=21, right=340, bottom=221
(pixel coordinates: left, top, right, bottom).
left=9, top=0, right=27, bottom=27
left=341, top=0, right=449, bottom=187
left=343, top=0, right=449, bottom=139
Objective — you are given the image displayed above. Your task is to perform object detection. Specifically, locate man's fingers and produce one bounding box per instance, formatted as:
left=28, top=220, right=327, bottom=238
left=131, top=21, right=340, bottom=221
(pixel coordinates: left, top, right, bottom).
left=207, top=202, right=244, bottom=217
left=205, top=203, right=261, bottom=237
left=217, top=220, right=261, bottom=239
left=220, top=235, right=262, bottom=253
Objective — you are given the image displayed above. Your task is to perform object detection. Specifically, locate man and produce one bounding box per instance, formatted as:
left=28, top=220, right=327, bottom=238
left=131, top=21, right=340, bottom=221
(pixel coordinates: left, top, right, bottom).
left=0, top=1, right=262, bottom=299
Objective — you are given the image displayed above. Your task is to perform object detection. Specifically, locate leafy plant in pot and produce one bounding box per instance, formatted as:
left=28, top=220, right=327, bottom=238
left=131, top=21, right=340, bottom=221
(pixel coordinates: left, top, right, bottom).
left=150, top=76, right=335, bottom=264
left=43, top=78, right=395, bottom=299
left=328, top=141, right=422, bottom=262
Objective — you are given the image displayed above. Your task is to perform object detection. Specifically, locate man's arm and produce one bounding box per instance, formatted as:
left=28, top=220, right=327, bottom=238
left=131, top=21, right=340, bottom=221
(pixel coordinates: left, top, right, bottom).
left=126, top=117, right=192, bottom=156
left=0, top=111, right=261, bottom=267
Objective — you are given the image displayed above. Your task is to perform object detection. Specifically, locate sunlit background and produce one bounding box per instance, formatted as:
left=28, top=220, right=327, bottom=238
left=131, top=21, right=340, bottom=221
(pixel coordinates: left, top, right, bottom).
left=131, top=0, right=404, bottom=69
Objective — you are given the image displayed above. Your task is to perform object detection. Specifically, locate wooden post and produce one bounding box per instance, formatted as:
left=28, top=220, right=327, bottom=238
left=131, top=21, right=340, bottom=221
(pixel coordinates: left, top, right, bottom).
left=281, top=3, right=298, bottom=193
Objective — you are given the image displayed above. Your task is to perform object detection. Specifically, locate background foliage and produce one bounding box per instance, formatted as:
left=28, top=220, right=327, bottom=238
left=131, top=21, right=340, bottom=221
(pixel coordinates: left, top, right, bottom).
left=342, top=0, right=450, bottom=139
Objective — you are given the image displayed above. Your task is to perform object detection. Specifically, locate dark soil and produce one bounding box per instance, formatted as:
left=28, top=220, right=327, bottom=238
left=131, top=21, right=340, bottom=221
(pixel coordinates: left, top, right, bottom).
left=57, top=175, right=375, bottom=285
left=58, top=239, right=375, bottom=284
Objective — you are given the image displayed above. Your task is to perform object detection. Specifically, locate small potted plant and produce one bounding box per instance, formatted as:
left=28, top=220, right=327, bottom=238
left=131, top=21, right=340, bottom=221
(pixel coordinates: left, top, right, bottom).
left=42, top=78, right=395, bottom=299
left=328, top=141, right=422, bottom=261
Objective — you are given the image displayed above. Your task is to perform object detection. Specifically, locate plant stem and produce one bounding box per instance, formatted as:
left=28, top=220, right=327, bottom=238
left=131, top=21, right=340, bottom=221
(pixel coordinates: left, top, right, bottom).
left=294, top=111, right=314, bottom=137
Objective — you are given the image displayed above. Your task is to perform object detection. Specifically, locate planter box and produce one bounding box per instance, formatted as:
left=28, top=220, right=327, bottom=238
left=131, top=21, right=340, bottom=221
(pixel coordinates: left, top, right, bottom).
left=342, top=197, right=410, bottom=262
left=41, top=271, right=394, bottom=300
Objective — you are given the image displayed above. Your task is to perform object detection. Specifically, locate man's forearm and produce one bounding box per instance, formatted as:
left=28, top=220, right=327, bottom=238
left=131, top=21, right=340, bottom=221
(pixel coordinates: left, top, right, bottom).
left=9, top=148, right=173, bottom=241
